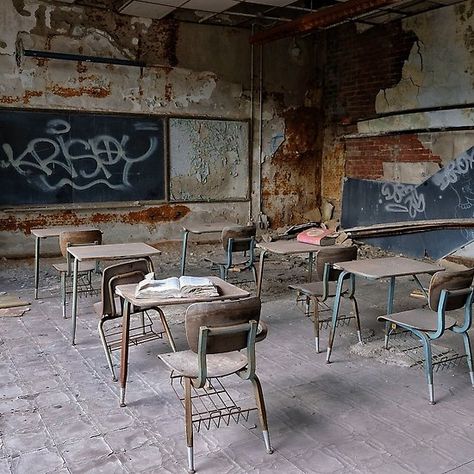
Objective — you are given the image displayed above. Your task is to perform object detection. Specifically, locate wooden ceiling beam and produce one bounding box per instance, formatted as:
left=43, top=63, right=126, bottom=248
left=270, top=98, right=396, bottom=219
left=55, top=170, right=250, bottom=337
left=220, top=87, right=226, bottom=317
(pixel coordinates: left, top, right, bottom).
left=249, top=0, right=400, bottom=44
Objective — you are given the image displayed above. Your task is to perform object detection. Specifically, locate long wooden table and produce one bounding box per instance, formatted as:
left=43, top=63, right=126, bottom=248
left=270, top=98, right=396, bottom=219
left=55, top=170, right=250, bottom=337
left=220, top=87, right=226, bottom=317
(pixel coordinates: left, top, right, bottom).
left=67, top=242, right=160, bottom=345
left=115, top=276, right=250, bottom=407
left=31, top=226, right=99, bottom=299
left=326, top=256, right=443, bottom=363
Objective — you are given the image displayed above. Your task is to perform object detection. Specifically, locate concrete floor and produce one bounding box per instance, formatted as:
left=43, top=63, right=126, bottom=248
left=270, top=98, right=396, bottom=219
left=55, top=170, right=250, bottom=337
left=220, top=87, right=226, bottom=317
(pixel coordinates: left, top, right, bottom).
left=1, top=247, right=474, bottom=474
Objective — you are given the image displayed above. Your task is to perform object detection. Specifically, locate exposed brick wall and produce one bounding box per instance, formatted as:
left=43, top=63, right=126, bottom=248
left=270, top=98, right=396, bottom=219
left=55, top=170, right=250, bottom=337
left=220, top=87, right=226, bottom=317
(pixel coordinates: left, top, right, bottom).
left=345, top=135, right=442, bottom=179
left=324, top=22, right=417, bottom=124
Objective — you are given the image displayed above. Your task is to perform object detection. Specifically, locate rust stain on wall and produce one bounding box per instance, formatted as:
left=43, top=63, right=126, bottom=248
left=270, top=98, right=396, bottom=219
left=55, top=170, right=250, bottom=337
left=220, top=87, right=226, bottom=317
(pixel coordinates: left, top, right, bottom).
left=0, top=211, right=82, bottom=234
left=90, top=205, right=190, bottom=225
left=262, top=107, right=321, bottom=228
left=123, top=205, right=190, bottom=224
left=322, top=139, right=345, bottom=202
left=0, top=96, right=19, bottom=104
left=0, top=206, right=190, bottom=235
left=0, top=91, right=44, bottom=104
left=23, top=90, right=43, bottom=104
left=49, top=84, right=110, bottom=98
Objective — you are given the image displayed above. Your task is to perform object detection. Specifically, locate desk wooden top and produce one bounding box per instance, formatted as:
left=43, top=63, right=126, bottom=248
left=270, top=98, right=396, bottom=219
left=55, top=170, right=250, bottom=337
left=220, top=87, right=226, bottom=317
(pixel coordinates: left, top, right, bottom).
left=182, top=221, right=236, bottom=234
left=67, top=242, right=160, bottom=261
left=116, top=276, right=250, bottom=308
left=31, top=226, right=99, bottom=238
left=257, top=240, right=336, bottom=255
left=334, top=256, right=442, bottom=279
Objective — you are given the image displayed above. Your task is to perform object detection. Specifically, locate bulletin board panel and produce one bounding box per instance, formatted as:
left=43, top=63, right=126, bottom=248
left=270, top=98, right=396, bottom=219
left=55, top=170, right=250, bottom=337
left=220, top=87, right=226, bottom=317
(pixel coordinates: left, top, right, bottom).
left=169, top=118, right=250, bottom=202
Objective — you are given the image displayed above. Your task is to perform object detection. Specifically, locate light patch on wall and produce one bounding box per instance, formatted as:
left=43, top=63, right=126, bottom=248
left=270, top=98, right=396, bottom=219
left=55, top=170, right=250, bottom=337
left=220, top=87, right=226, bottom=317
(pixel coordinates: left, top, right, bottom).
left=1, top=2, right=36, bottom=55
left=169, top=69, right=217, bottom=108
left=383, top=161, right=441, bottom=184
left=262, top=117, right=285, bottom=159
left=375, top=3, right=474, bottom=114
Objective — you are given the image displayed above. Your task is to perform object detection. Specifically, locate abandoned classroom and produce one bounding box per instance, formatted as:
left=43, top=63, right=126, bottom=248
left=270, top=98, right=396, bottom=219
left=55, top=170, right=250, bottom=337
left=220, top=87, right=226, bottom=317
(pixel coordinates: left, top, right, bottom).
left=1, top=0, right=474, bottom=473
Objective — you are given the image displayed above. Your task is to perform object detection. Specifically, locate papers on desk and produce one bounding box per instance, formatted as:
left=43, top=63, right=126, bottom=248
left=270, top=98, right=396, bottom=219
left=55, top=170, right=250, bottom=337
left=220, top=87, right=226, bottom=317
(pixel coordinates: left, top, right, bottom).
left=135, top=273, right=219, bottom=299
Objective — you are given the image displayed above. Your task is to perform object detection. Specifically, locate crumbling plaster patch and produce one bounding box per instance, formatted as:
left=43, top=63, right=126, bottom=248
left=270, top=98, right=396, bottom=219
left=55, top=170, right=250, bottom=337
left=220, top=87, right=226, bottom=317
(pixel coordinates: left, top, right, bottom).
left=375, top=1, right=474, bottom=114
left=1, top=1, right=36, bottom=55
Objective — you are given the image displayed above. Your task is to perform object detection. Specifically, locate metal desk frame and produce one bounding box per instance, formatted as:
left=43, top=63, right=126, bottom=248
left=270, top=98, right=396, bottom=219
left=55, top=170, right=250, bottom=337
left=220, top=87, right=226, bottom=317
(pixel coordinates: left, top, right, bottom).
left=326, top=256, right=443, bottom=363
left=180, top=222, right=236, bottom=276
left=256, top=240, right=337, bottom=298
left=31, top=226, right=99, bottom=299
left=67, top=242, right=160, bottom=345
left=115, top=276, right=250, bottom=407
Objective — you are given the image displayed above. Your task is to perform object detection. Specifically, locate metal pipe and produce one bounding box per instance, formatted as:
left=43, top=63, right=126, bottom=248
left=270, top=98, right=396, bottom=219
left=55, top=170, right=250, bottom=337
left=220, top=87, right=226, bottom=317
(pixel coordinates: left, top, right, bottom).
left=258, top=43, right=263, bottom=221
left=249, top=25, right=255, bottom=223
left=23, top=49, right=145, bottom=68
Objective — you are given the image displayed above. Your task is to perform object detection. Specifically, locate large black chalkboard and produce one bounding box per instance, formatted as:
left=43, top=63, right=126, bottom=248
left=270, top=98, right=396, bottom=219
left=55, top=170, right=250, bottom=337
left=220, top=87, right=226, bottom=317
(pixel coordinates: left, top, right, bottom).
left=341, top=146, right=474, bottom=258
left=0, top=109, right=165, bottom=206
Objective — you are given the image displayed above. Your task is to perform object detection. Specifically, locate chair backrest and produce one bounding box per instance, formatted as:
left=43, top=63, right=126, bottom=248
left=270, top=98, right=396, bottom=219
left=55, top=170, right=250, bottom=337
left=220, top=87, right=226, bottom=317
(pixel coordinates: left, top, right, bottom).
left=315, top=245, right=358, bottom=281
left=221, top=225, right=256, bottom=253
left=428, top=268, right=474, bottom=311
left=100, top=258, right=153, bottom=317
left=59, top=230, right=103, bottom=257
left=185, top=296, right=261, bottom=354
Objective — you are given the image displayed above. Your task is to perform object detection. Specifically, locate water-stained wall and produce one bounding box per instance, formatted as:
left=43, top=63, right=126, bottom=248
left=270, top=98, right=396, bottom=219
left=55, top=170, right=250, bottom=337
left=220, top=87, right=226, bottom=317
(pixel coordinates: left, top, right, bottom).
left=0, top=0, right=317, bottom=256
left=322, top=1, right=474, bottom=216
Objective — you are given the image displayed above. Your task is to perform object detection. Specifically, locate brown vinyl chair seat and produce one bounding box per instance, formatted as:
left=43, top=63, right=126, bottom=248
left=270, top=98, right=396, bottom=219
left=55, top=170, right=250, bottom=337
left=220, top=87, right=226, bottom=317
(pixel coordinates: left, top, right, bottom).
left=378, top=309, right=457, bottom=332
left=160, top=351, right=248, bottom=378
left=288, top=281, right=337, bottom=298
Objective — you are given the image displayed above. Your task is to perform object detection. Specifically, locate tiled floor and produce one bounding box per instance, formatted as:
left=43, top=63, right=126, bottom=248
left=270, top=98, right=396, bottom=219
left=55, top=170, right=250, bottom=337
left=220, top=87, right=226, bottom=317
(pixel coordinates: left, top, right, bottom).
left=1, top=251, right=474, bottom=473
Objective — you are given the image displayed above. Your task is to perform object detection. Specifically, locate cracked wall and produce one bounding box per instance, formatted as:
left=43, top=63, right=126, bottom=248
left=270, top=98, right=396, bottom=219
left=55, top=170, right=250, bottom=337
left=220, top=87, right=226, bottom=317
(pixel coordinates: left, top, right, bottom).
left=0, top=0, right=316, bottom=256
left=321, top=1, right=474, bottom=212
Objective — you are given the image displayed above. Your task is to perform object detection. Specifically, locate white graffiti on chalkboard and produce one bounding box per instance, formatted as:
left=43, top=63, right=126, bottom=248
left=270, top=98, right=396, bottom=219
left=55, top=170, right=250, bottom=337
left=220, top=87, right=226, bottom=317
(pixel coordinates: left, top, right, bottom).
left=381, top=182, right=425, bottom=218
left=0, top=119, right=157, bottom=191
left=432, top=148, right=474, bottom=191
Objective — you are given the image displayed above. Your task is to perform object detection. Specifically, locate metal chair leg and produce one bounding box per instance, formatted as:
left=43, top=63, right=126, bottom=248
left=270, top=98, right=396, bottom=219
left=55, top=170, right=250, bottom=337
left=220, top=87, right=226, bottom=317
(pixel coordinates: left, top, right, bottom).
left=351, top=296, right=362, bottom=344
left=250, top=375, right=273, bottom=454
left=98, top=319, right=117, bottom=381
left=61, top=272, right=67, bottom=319
left=251, top=265, right=257, bottom=285
left=312, top=296, right=320, bottom=353
left=157, top=308, right=177, bottom=352
left=184, top=377, right=195, bottom=473
left=461, top=332, right=474, bottom=387
left=417, top=330, right=435, bottom=404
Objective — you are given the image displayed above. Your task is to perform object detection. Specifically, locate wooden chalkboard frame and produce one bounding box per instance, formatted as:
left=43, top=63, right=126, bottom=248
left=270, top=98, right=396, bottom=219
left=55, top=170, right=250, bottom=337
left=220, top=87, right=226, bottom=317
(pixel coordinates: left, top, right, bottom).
left=0, top=107, right=167, bottom=208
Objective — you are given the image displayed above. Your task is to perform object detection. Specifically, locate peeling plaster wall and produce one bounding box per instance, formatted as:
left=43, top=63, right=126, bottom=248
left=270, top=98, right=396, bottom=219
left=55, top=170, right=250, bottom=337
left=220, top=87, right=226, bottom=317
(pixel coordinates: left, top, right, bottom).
left=322, top=1, right=474, bottom=213
left=258, top=37, right=321, bottom=228
left=0, top=0, right=315, bottom=256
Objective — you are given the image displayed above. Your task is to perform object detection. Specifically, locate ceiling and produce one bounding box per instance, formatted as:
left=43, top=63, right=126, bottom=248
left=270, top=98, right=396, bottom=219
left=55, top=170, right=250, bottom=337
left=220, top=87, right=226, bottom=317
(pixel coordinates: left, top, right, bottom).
left=69, top=0, right=466, bottom=32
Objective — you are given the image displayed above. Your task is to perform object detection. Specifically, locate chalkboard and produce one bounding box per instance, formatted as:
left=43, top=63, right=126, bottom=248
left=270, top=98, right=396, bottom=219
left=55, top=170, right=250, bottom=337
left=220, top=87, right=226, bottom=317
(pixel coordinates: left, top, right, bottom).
left=341, top=146, right=474, bottom=258
left=169, top=118, right=249, bottom=201
left=0, top=109, right=165, bottom=206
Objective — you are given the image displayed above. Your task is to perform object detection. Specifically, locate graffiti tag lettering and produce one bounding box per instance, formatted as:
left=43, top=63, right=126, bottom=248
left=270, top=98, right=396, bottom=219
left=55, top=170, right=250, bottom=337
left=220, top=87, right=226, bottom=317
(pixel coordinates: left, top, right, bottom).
left=432, top=148, right=474, bottom=191
left=0, top=119, right=157, bottom=191
left=381, top=182, right=425, bottom=218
